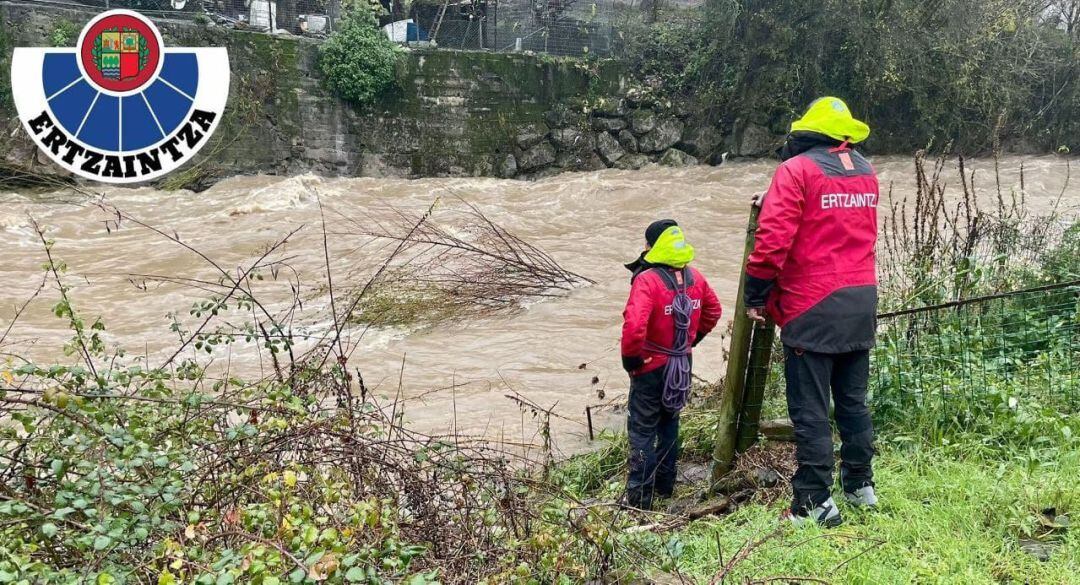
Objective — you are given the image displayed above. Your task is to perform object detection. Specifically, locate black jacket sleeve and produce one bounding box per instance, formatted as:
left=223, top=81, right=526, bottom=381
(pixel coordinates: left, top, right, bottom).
left=743, top=274, right=775, bottom=308
left=692, top=330, right=707, bottom=347
left=621, top=355, right=645, bottom=373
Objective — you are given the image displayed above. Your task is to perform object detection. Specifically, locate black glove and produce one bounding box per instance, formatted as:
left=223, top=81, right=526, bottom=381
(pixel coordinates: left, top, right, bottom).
left=692, top=331, right=707, bottom=347
left=621, top=355, right=645, bottom=373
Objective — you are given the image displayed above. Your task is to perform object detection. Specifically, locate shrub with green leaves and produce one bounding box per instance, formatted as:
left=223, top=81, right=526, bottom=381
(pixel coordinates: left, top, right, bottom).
left=0, top=260, right=458, bottom=583
left=319, top=10, right=400, bottom=106
left=49, top=20, right=78, bottom=48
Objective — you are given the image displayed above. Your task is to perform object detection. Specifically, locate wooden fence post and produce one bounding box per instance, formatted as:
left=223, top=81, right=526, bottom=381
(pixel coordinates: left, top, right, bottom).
left=709, top=204, right=761, bottom=486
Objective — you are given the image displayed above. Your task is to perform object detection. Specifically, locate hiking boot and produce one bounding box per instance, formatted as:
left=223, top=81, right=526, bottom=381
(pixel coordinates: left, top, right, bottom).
left=782, top=497, right=843, bottom=528
left=843, top=485, right=878, bottom=508
left=622, top=492, right=653, bottom=511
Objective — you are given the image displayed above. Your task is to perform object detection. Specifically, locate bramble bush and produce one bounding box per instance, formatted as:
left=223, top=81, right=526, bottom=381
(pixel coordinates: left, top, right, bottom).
left=0, top=237, right=451, bottom=583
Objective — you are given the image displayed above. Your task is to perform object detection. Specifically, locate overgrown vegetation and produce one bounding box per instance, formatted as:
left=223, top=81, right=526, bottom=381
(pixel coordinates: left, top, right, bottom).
left=319, top=9, right=401, bottom=107
left=617, top=0, right=1080, bottom=153
left=866, top=152, right=1080, bottom=451
left=879, top=151, right=1073, bottom=306
left=0, top=192, right=604, bottom=584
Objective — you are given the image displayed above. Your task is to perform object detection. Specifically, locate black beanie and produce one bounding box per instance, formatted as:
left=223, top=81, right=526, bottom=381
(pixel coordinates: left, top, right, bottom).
left=645, top=219, right=678, bottom=246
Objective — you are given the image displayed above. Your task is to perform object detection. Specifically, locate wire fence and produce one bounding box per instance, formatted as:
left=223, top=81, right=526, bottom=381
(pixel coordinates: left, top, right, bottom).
left=870, top=280, right=1080, bottom=433
left=488, top=0, right=618, bottom=56
left=757, top=280, right=1080, bottom=437
left=411, top=0, right=619, bottom=56
left=27, top=0, right=621, bottom=55
left=22, top=0, right=335, bottom=35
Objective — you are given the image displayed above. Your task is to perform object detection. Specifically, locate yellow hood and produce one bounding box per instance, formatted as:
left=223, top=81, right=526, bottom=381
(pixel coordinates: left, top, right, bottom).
left=790, top=97, right=871, bottom=144
left=644, top=225, right=695, bottom=268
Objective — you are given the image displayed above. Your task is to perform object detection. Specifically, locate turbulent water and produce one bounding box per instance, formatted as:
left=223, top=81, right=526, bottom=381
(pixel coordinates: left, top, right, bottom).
left=1, top=156, right=1075, bottom=455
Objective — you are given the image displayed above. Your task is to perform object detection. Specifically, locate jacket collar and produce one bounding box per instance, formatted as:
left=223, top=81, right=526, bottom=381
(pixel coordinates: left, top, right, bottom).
left=625, top=253, right=681, bottom=283
left=625, top=253, right=657, bottom=282
left=777, top=131, right=845, bottom=161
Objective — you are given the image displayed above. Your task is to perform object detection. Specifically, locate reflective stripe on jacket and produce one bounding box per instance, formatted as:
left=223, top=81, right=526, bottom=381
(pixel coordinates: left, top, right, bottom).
left=745, top=145, right=879, bottom=353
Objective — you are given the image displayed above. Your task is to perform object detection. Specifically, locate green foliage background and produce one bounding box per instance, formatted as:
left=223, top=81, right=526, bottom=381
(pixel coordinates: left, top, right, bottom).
left=48, top=20, right=78, bottom=48
left=318, top=10, right=401, bottom=106
left=0, top=21, right=11, bottom=112
left=618, top=0, right=1080, bottom=153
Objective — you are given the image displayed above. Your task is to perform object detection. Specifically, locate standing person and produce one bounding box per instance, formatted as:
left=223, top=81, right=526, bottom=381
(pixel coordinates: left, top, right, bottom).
left=621, top=220, right=723, bottom=510
left=744, top=97, right=880, bottom=527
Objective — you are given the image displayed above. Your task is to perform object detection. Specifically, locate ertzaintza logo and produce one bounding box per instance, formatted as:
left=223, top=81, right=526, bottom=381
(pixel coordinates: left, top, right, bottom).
left=10, top=10, right=229, bottom=183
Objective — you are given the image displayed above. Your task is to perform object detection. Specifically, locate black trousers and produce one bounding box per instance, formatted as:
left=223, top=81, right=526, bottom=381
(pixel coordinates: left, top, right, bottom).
left=626, top=367, right=679, bottom=509
left=784, top=346, right=875, bottom=512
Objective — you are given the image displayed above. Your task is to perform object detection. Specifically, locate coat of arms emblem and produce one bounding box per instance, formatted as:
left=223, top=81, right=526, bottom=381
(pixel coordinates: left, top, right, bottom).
left=92, top=29, right=149, bottom=81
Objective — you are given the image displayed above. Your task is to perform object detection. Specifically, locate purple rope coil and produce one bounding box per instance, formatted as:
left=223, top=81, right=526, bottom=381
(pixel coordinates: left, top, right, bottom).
left=645, top=269, right=693, bottom=411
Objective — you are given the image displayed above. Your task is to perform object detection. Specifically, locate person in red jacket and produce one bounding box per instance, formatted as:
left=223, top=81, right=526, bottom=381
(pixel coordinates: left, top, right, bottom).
left=621, top=220, right=722, bottom=510
left=745, top=97, right=879, bottom=527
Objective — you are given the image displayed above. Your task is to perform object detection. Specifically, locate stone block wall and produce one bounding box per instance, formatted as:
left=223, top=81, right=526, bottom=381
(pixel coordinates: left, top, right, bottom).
left=496, top=98, right=726, bottom=179
left=0, top=1, right=738, bottom=188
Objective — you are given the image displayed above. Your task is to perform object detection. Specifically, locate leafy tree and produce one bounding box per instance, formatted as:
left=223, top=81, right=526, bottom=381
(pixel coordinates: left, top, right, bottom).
left=619, top=0, right=1080, bottom=153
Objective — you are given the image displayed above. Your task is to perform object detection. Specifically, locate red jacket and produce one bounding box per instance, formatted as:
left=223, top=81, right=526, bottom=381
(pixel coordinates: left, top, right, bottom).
left=745, top=145, right=879, bottom=352
left=621, top=266, right=723, bottom=376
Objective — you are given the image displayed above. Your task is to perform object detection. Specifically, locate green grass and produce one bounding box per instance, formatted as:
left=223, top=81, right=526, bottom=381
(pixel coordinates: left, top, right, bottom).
left=547, top=300, right=1080, bottom=583
left=650, top=442, right=1080, bottom=583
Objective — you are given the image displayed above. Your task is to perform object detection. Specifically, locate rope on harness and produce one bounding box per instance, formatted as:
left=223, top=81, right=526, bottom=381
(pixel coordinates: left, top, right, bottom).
left=645, top=268, right=693, bottom=411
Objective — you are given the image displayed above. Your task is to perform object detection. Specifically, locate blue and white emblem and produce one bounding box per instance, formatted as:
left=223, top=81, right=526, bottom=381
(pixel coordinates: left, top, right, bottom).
left=10, top=10, right=229, bottom=183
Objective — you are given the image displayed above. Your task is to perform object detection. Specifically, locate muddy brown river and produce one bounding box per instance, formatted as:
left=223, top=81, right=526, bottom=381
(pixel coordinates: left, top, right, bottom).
left=1, top=156, right=1075, bottom=455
